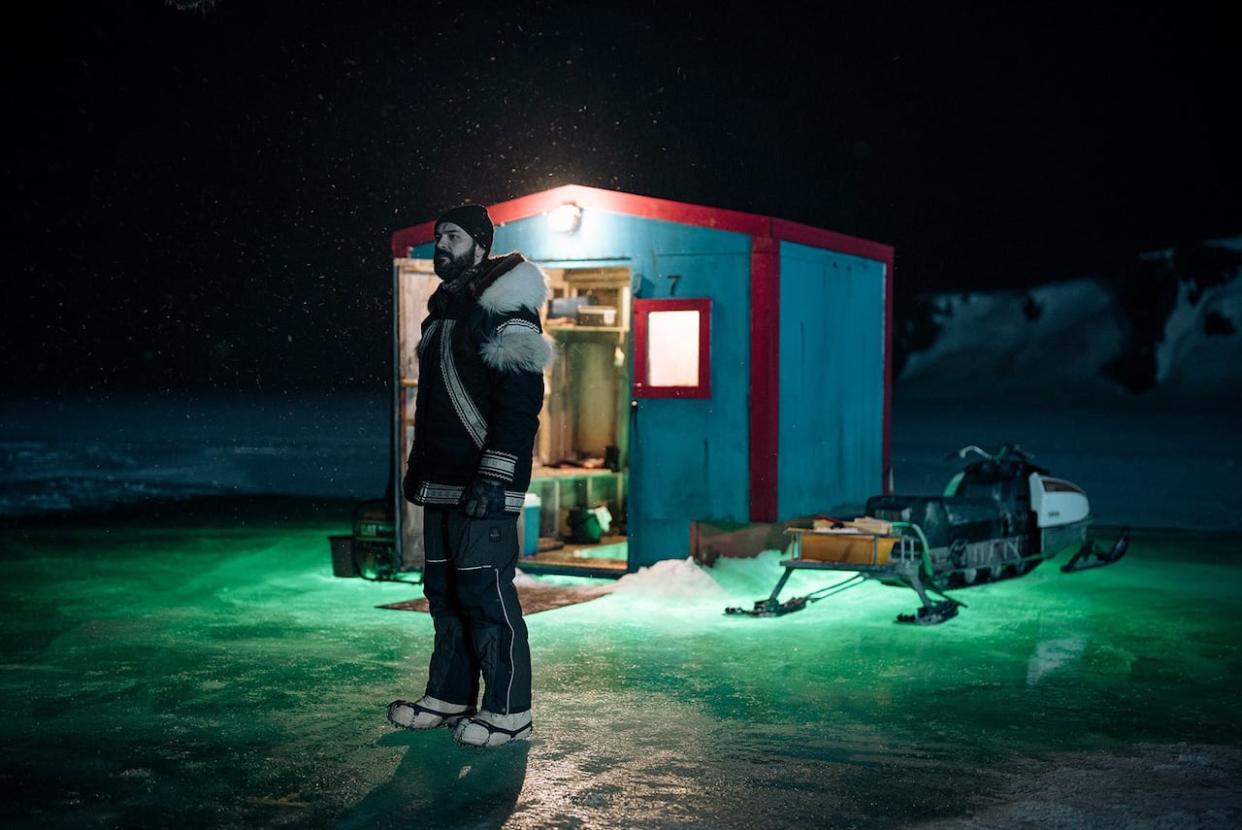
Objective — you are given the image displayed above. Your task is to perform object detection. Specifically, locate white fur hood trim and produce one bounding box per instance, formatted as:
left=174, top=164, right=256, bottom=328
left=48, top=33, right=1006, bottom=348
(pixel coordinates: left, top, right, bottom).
left=478, top=260, right=551, bottom=314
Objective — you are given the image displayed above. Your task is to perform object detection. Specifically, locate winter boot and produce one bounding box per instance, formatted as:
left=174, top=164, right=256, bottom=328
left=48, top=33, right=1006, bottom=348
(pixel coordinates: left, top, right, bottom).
left=453, top=709, right=534, bottom=747
left=387, top=695, right=475, bottom=730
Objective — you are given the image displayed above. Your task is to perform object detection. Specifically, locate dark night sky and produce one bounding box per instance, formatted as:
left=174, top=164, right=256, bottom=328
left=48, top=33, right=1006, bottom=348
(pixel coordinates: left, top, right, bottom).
left=5, top=0, right=1240, bottom=399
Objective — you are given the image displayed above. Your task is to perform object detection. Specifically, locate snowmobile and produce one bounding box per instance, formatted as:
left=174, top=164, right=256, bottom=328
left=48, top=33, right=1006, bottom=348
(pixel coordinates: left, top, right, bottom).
left=725, top=444, right=1128, bottom=624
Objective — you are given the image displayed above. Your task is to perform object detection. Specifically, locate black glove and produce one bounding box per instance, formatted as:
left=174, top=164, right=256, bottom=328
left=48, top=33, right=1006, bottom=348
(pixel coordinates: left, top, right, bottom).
left=462, top=476, right=506, bottom=518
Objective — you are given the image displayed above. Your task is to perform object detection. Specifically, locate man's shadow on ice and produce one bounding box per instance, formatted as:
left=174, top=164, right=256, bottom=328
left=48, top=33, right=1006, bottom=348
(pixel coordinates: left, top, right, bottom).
left=337, top=730, right=529, bottom=829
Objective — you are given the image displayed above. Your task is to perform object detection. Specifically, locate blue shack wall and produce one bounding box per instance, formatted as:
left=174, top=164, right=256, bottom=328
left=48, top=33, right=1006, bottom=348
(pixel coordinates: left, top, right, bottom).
left=411, top=211, right=751, bottom=567
left=777, top=241, right=886, bottom=518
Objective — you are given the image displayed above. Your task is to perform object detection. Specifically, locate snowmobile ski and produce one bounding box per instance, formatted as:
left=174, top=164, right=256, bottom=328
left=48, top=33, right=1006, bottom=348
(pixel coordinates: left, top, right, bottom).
left=895, top=598, right=962, bottom=625
left=724, top=596, right=809, bottom=617
left=1061, top=527, right=1130, bottom=573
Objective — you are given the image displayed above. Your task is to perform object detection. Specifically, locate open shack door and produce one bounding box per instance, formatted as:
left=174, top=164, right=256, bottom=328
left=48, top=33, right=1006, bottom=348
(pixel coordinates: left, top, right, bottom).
left=393, top=257, right=438, bottom=569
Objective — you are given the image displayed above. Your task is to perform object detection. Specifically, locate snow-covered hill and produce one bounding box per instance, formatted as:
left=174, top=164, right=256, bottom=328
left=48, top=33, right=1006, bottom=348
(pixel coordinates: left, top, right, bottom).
left=1156, top=271, right=1242, bottom=396
left=898, top=277, right=1123, bottom=395
left=897, top=236, right=1242, bottom=404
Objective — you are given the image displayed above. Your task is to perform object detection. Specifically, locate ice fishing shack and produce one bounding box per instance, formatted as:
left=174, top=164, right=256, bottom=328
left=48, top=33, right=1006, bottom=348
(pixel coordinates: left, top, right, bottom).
left=388, top=184, right=893, bottom=578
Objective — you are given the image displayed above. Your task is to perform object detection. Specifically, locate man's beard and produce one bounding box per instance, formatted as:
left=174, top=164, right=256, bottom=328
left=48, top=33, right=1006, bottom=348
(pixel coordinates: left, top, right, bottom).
left=433, top=246, right=480, bottom=281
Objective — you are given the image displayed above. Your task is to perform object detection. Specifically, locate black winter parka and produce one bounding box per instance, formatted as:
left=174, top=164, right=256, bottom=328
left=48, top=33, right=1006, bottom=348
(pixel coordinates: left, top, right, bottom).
left=402, top=253, right=554, bottom=514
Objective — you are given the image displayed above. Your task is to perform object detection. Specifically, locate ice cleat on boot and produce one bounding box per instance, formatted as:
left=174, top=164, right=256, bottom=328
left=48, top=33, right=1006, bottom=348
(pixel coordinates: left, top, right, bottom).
left=387, top=695, right=475, bottom=730
left=452, top=709, right=533, bottom=747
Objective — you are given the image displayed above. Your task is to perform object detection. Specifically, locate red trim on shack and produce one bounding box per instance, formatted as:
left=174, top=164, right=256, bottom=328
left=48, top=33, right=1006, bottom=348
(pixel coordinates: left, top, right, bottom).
left=748, top=236, right=780, bottom=522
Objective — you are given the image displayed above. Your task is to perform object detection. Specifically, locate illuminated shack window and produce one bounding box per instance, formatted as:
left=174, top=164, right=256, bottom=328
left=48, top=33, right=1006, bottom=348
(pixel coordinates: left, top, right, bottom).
left=647, top=311, right=701, bottom=386
left=634, top=298, right=712, bottom=399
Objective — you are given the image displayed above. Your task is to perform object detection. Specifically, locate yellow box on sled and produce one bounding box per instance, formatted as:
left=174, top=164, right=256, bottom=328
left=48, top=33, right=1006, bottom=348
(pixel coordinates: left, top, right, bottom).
left=799, top=532, right=899, bottom=566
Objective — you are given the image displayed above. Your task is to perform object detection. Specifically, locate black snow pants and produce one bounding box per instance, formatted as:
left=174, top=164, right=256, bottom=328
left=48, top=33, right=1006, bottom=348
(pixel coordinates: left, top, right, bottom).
left=421, top=506, right=532, bottom=715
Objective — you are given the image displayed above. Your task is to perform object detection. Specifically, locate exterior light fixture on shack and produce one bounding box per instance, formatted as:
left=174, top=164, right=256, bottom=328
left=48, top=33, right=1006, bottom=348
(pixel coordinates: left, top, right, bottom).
left=388, top=184, right=894, bottom=579
left=546, top=202, right=583, bottom=233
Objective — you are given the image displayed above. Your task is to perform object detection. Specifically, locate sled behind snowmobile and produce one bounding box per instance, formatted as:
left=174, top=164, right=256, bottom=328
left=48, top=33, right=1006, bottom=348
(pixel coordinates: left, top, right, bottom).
left=725, top=444, right=1127, bottom=624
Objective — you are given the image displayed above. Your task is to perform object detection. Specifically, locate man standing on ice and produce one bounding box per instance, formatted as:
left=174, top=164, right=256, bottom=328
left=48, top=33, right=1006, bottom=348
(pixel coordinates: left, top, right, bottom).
left=387, top=204, right=553, bottom=747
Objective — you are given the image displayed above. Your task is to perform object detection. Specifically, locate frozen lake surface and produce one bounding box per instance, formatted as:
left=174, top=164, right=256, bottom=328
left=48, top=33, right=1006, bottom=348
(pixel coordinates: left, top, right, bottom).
left=1, top=506, right=1239, bottom=827
left=2, top=388, right=1239, bottom=530
left=0, top=392, right=391, bottom=517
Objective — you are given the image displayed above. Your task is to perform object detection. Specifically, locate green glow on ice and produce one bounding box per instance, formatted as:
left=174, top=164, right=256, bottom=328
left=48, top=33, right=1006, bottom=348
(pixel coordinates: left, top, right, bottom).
left=2, top=513, right=1240, bottom=827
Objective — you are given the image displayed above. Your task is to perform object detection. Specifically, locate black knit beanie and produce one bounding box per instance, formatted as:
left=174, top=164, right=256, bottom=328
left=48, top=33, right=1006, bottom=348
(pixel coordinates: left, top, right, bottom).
left=435, top=204, right=494, bottom=256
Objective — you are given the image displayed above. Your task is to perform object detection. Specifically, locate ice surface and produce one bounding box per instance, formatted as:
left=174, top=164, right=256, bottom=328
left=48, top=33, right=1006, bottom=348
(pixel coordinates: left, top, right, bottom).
left=2, top=515, right=1240, bottom=827
left=0, top=391, right=389, bottom=517
left=1025, top=635, right=1087, bottom=686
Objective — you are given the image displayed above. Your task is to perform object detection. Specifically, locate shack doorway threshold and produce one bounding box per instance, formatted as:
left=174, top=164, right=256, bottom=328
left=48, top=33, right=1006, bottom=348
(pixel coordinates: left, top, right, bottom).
left=519, top=536, right=629, bottom=579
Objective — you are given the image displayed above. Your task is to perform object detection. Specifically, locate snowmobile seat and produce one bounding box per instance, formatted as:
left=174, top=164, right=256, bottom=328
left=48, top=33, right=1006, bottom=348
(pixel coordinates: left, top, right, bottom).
left=865, top=495, right=1001, bottom=549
